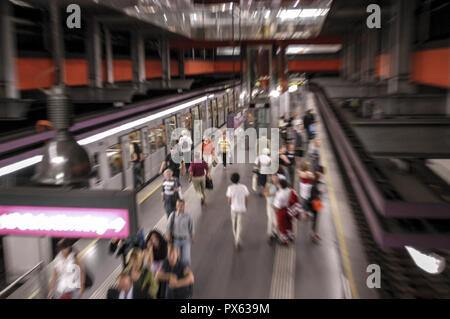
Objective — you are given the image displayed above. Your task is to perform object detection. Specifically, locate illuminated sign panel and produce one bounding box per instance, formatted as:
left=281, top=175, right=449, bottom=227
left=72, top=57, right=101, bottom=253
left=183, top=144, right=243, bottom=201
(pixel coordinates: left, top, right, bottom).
left=0, top=206, right=129, bottom=238
left=0, top=187, right=137, bottom=239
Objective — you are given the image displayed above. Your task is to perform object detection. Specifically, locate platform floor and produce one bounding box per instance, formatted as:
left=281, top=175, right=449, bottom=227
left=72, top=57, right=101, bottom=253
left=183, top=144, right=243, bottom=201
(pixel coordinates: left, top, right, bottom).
left=15, top=88, right=379, bottom=299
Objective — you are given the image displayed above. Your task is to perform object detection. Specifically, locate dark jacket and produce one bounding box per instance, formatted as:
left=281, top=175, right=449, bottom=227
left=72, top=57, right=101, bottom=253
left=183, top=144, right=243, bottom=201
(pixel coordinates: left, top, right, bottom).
left=107, top=284, right=148, bottom=299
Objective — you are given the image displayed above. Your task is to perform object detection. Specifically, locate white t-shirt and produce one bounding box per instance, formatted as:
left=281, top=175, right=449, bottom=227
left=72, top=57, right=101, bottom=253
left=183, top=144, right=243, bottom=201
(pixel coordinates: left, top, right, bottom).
left=179, top=135, right=192, bottom=153
left=226, top=183, right=249, bottom=213
left=255, top=155, right=272, bottom=175
left=273, top=187, right=291, bottom=209
left=54, top=252, right=80, bottom=294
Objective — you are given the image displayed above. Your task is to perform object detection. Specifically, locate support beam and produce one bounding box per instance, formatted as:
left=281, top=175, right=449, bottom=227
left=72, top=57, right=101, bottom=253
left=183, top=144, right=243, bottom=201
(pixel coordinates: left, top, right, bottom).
left=49, top=1, right=65, bottom=87
left=361, top=29, right=378, bottom=84
left=178, top=49, right=185, bottom=80
left=161, top=39, right=171, bottom=87
left=131, top=30, right=146, bottom=86
left=85, top=15, right=103, bottom=88
left=0, top=0, right=19, bottom=99
left=387, top=0, right=416, bottom=94
left=104, top=26, right=114, bottom=85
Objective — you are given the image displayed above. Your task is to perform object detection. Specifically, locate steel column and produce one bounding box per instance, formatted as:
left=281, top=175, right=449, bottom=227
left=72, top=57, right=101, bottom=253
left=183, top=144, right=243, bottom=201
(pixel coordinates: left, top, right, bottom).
left=131, top=30, right=146, bottom=86
left=49, top=1, right=65, bottom=87
left=104, top=26, right=114, bottom=85
left=86, top=15, right=103, bottom=88
left=161, top=39, right=171, bottom=86
left=387, top=0, right=416, bottom=94
left=0, top=0, right=19, bottom=99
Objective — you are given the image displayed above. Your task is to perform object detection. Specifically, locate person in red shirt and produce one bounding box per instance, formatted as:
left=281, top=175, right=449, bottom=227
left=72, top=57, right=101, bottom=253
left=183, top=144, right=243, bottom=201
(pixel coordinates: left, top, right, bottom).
left=188, top=152, right=210, bottom=205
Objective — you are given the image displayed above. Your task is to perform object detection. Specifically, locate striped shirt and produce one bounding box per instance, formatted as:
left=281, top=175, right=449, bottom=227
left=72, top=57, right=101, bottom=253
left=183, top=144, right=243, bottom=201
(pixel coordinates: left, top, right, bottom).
left=162, top=178, right=180, bottom=196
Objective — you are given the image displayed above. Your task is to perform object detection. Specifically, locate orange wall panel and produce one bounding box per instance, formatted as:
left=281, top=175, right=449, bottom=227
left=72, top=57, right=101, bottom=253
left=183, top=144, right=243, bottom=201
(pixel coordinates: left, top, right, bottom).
left=411, top=48, right=450, bottom=88
left=64, top=59, right=88, bottom=86
left=288, top=59, right=341, bottom=72
left=185, top=61, right=215, bottom=75
left=16, top=58, right=54, bottom=90
left=375, top=54, right=391, bottom=79
left=113, top=60, right=132, bottom=82
left=214, top=61, right=241, bottom=73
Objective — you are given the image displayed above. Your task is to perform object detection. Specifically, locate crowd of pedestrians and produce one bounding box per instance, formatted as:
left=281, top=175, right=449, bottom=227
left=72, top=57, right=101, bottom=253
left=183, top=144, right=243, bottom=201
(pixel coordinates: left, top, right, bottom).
left=47, top=105, right=325, bottom=299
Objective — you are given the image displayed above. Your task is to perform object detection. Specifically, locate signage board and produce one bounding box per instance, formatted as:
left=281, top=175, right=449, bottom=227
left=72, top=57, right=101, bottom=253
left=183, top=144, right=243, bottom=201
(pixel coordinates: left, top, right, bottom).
left=0, top=187, right=137, bottom=239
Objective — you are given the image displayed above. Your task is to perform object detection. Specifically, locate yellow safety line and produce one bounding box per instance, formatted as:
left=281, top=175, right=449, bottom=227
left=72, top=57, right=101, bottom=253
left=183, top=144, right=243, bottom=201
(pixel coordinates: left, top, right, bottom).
left=320, top=146, right=360, bottom=299
left=27, top=288, right=40, bottom=299
left=138, top=182, right=162, bottom=205
left=77, top=238, right=100, bottom=258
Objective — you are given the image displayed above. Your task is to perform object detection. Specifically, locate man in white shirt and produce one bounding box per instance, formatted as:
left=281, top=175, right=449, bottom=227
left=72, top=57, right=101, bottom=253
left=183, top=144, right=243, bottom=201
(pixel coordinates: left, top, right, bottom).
left=179, top=130, right=193, bottom=174
left=226, top=173, right=249, bottom=250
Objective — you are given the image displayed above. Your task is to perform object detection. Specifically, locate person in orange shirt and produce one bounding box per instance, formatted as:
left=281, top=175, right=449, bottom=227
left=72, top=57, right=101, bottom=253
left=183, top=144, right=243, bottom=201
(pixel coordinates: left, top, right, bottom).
left=201, top=136, right=218, bottom=168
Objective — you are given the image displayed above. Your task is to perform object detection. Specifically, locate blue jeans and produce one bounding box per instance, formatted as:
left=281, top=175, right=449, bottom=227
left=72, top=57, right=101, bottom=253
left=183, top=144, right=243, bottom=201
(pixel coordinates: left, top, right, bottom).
left=173, top=237, right=191, bottom=268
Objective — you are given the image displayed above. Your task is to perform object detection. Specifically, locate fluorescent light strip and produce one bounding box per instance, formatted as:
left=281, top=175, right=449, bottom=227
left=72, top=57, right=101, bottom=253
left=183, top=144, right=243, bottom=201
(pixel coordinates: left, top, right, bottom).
left=0, top=96, right=207, bottom=176
left=0, top=155, right=43, bottom=178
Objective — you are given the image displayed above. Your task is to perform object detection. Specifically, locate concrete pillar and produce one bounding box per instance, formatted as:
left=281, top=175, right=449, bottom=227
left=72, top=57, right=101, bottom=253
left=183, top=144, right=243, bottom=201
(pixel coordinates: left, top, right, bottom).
left=49, top=1, right=65, bottom=87
left=0, top=0, right=19, bottom=99
left=279, top=45, right=287, bottom=92
left=104, top=26, right=114, bottom=85
left=85, top=15, right=103, bottom=88
left=387, top=0, right=416, bottom=94
left=178, top=49, right=185, bottom=80
left=340, top=38, right=347, bottom=80
left=161, top=39, right=171, bottom=86
left=131, top=30, right=146, bottom=86
left=362, top=29, right=379, bottom=83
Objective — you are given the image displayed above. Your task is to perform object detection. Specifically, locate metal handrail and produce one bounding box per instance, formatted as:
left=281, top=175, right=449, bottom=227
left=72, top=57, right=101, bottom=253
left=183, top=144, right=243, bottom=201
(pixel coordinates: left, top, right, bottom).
left=0, top=261, right=44, bottom=298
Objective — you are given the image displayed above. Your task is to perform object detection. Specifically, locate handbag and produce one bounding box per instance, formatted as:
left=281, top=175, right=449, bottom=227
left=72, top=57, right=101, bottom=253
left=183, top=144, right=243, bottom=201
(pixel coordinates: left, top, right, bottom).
left=205, top=176, right=213, bottom=190
left=312, top=198, right=322, bottom=212
left=287, top=189, right=303, bottom=218
left=212, top=160, right=217, bottom=167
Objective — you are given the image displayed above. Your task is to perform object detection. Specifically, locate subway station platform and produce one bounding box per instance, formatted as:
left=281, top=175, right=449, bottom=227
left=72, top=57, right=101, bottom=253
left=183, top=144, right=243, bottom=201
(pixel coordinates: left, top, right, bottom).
left=7, top=89, right=378, bottom=299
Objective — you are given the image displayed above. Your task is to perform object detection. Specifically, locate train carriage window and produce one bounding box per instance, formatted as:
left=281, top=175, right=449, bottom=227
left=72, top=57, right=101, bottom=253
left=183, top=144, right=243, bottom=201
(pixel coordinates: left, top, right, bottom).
left=201, top=103, right=207, bottom=120
left=167, top=115, right=177, bottom=137
left=156, top=125, right=167, bottom=148
left=148, top=129, right=157, bottom=154
left=212, top=99, right=218, bottom=126
left=107, top=144, right=123, bottom=177
left=207, top=101, right=212, bottom=120
left=129, top=130, right=143, bottom=160
left=180, top=113, right=192, bottom=131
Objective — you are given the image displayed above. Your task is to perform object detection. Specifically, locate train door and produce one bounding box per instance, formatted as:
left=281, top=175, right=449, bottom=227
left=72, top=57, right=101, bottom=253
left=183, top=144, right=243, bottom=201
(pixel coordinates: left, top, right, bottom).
left=129, top=129, right=145, bottom=188
left=207, top=101, right=213, bottom=129
left=141, top=126, right=152, bottom=182
left=200, top=102, right=207, bottom=134
left=104, top=136, right=126, bottom=190
left=192, top=105, right=202, bottom=144
left=218, top=96, right=224, bottom=126
left=149, top=124, right=167, bottom=178
left=119, top=134, right=133, bottom=190
left=212, top=98, right=218, bottom=128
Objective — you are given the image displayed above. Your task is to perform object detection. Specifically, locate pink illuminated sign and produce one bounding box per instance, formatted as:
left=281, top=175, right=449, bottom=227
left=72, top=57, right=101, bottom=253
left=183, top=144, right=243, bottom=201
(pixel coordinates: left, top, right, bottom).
left=0, top=205, right=129, bottom=238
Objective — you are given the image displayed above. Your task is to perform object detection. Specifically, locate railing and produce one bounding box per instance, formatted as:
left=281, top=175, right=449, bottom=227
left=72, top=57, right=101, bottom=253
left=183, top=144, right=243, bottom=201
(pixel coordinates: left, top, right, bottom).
left=0, top=261, right=44, bottom=299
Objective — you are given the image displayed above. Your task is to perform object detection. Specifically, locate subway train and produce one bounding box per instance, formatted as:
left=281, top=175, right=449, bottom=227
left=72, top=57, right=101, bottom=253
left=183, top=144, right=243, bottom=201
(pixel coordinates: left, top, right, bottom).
left=0, top=81, right=246, bottom=190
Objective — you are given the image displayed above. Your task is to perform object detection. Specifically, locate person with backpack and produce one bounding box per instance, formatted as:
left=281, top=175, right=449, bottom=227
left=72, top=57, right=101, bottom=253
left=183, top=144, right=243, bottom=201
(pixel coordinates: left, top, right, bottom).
left=165, top=199, right=194, bottom=267
left=159, top=146, right=185, bottom=179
